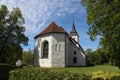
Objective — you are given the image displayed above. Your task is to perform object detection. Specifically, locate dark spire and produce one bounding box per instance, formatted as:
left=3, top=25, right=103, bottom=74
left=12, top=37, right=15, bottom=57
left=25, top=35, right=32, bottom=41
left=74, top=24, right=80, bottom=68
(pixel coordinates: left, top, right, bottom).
left=70, top=18, right=78, bottom=36
left=71, top=18, right=77, bottom=33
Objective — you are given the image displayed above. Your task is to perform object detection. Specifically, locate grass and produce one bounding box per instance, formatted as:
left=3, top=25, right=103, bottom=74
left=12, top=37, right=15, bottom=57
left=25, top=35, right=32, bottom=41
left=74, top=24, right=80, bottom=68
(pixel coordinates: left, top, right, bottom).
left=0, top=64, right=120, bottom=80
left=33, top=64, right=120, bottom=74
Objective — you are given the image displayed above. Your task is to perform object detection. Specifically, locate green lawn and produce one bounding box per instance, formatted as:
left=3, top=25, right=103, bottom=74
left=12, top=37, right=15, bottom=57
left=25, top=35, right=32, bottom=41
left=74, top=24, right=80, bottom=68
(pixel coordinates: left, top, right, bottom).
left=33, top=64, right=120, bottom=74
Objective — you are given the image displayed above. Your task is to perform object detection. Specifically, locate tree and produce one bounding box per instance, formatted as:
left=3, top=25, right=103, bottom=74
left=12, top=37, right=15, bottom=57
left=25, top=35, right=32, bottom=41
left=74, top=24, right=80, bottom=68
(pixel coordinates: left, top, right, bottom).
left=22, top=49, right=34, bottom=65
left=86, top=48, right=109, bottom=66
left=0, top=4, right=28, bottom=64
left=86, top=49, right=96, bottom=66
left=85, top=48, right=92, bottom=54
left=81, top=0, right=120, bottom=67
left=94, top=48, right=109, bottom=64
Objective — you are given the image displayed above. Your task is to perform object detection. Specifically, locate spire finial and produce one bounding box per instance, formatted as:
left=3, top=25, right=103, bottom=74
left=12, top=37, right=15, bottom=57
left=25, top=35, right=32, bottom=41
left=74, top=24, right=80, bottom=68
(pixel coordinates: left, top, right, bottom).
left=71, top=17, right=76, bottom=33
left=73, top=17, right=75, bottom=26
left=73, top=17, right=74, bottom=22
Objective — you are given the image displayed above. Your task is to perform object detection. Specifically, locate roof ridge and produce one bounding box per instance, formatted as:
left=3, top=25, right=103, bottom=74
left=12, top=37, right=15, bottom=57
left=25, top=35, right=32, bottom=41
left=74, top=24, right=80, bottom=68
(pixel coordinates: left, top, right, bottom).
left=34, top=21, right=68, bottom=38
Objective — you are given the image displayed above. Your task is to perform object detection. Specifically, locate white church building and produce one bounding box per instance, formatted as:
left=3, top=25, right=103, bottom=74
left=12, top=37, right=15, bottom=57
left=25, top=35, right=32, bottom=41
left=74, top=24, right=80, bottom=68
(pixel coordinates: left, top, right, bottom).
left=34, top=21, right=86, bottom=67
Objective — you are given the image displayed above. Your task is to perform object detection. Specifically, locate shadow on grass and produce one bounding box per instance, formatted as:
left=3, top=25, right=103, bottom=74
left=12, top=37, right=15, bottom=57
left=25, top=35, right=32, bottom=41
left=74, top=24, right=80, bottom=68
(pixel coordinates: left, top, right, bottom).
left=0, top=63, right=19, bottom=80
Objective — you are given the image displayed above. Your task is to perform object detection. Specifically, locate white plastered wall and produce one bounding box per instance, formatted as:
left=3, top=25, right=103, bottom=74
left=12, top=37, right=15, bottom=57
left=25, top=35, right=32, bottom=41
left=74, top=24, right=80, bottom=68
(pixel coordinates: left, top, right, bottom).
left=34, top=33, right=66, bottom=67
left=51, top=33, right=65, bottom=67
left=66, top=37, right=86, bottom=66
left=34, top=33, right=86, bottom=67
left=34, top=34, right=52, bottom=67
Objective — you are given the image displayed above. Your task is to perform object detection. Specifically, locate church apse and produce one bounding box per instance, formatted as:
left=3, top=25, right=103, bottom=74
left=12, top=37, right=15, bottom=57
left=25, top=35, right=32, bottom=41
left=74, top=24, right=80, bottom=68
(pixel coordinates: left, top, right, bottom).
left=34, top=21, right=86, bottom=67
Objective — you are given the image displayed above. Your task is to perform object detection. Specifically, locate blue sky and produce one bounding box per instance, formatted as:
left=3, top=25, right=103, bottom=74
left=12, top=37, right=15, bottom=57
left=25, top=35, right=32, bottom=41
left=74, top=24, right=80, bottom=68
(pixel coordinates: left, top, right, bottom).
left=0, top=0, right=100, bottom=51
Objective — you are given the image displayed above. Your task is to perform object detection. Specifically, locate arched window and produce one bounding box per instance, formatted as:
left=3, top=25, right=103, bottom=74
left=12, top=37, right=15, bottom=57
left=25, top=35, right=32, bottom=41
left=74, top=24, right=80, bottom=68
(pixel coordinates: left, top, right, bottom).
left=42, top=41, right=49, bottom=58
left=73, top=57, right=77, bottom=63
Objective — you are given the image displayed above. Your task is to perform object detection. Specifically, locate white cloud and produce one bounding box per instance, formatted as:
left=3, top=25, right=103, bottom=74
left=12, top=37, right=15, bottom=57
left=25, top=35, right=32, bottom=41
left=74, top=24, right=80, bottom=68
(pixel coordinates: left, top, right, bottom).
left=0, top=0, right=91, bottom=50
left=0, top=0, right=85, bottom=35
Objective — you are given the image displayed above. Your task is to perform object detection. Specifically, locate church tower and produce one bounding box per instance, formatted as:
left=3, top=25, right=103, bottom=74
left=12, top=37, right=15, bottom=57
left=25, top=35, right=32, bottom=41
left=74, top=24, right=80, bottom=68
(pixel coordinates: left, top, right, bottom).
left=70, top=19, right=79, bottom=42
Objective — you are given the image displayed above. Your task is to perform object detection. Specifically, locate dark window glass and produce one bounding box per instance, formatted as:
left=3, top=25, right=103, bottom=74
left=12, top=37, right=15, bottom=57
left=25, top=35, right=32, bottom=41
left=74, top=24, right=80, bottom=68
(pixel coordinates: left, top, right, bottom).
left=43, top=41, right=48, bottom=58
left=73, top=57, right=77, bottom=63
left=74, top=51, right=76, bottom=55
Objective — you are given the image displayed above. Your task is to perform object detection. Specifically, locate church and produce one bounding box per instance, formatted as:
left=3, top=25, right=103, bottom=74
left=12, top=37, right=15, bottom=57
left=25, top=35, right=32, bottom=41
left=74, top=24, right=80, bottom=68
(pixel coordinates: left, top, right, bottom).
left=34, top=20, right=86, bottom=67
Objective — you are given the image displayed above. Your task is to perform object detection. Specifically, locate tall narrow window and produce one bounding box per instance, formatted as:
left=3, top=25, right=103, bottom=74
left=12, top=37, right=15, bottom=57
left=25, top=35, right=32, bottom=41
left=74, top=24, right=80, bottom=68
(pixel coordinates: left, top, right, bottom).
left=73, top=57, right=77, bottom=63
left=43, top=41, right=49, bottom=58
left=74, top=51, right=76, bottom=55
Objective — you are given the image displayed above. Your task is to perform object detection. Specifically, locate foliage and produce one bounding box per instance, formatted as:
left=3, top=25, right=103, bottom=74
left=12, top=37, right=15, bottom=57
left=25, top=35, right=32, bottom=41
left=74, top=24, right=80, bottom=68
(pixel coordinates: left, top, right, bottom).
left=47, top=64, right=120, bottom=74
left=0, top=64, right=19, bottom=80
left=1, top=64, right=120, bottom=80
left=85, top=48, right=92, bottom=54
left=94, top=48, right=109, bottom=64
left=86, top=48, right=108, bottom=66
left=81, top=0, right=120, bottom=67
left=86, top=49, right=96, bottom=66
left=0, top=4, right=28, bottom=64
left=9, top=66, right=120, bottom=80
left=92, top=71, right=120, bottom=80
left=6, top=44, right=23, bottom=64
left=9, top=67, right=91, bottom=80
left=22, top=49, right=34, bottom=65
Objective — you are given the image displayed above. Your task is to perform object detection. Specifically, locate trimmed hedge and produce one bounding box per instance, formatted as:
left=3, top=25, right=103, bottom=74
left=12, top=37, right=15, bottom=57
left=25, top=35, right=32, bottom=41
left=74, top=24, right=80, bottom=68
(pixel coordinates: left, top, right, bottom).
left=9, top=67, right=91, bottom=80
left=9, top=67, right=120, bottom=80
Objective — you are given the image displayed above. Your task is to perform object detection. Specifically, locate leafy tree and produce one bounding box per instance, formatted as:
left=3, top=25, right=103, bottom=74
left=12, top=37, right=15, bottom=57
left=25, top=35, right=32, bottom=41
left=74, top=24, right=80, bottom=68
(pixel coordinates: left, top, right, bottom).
left=86, top=50, right=95, bottom=66
left=81, top=0, right=120, bottom=67
left=94, top=48, right=109, bottom=64
left=85, top=48, right=92, bottom=54
left=22, top=49, right=34, bottom=65
left=86, top=48, right=109, bottom=66
left=85, top=48, right=95, bottom=66
left=0, top=4, right=28, bottom=64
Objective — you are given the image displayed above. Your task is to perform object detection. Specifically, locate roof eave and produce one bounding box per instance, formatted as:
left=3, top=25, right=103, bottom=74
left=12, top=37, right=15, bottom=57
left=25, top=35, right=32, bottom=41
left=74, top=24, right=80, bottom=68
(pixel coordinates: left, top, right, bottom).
left=34, top=32, right=68, bottom=39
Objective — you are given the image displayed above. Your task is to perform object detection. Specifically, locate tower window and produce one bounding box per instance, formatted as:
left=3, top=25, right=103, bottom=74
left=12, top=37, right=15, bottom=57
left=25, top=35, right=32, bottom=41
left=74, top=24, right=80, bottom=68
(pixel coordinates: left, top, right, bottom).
left=42, top=41, right=49, bottom=58
left=73, top=57, right=77, bottom=63
left=74, top=51, right=76, bottom=55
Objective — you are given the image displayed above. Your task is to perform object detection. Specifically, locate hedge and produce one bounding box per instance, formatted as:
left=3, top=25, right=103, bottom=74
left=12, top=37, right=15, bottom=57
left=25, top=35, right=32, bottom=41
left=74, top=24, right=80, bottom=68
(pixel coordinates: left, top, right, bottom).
left=9, top=67, right=120, bottom=80
left=9, top=67, right=91, bottom=80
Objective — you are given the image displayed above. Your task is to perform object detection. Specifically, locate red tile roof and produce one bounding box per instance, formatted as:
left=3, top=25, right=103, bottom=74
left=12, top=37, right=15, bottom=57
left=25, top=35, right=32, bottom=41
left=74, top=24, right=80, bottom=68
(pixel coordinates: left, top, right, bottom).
left=35, top=21, right=68, bottom=38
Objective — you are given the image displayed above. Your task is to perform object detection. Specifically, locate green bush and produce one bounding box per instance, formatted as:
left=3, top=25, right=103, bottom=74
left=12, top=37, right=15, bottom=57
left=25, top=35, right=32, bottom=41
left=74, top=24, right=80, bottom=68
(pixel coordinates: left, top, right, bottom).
left=110, top=76, right=120, bottom=80
left=9, top=67, right=120, bottom=80
left=92, top=71, right=120, bottom=80
left=9, top=67, right=91, bottom=80
left=110, top=73, right=120, bottom=80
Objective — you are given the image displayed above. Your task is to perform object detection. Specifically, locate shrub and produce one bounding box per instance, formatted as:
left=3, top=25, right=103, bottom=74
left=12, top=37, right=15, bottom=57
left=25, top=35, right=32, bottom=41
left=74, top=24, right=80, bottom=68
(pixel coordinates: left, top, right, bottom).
left=9, top=67, right=91, bottom=80
left=92, top=71, right=120, bottom=80
left=110, top=73, right=120, bottom=80
left=9, top=67, right=120, bottom=80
